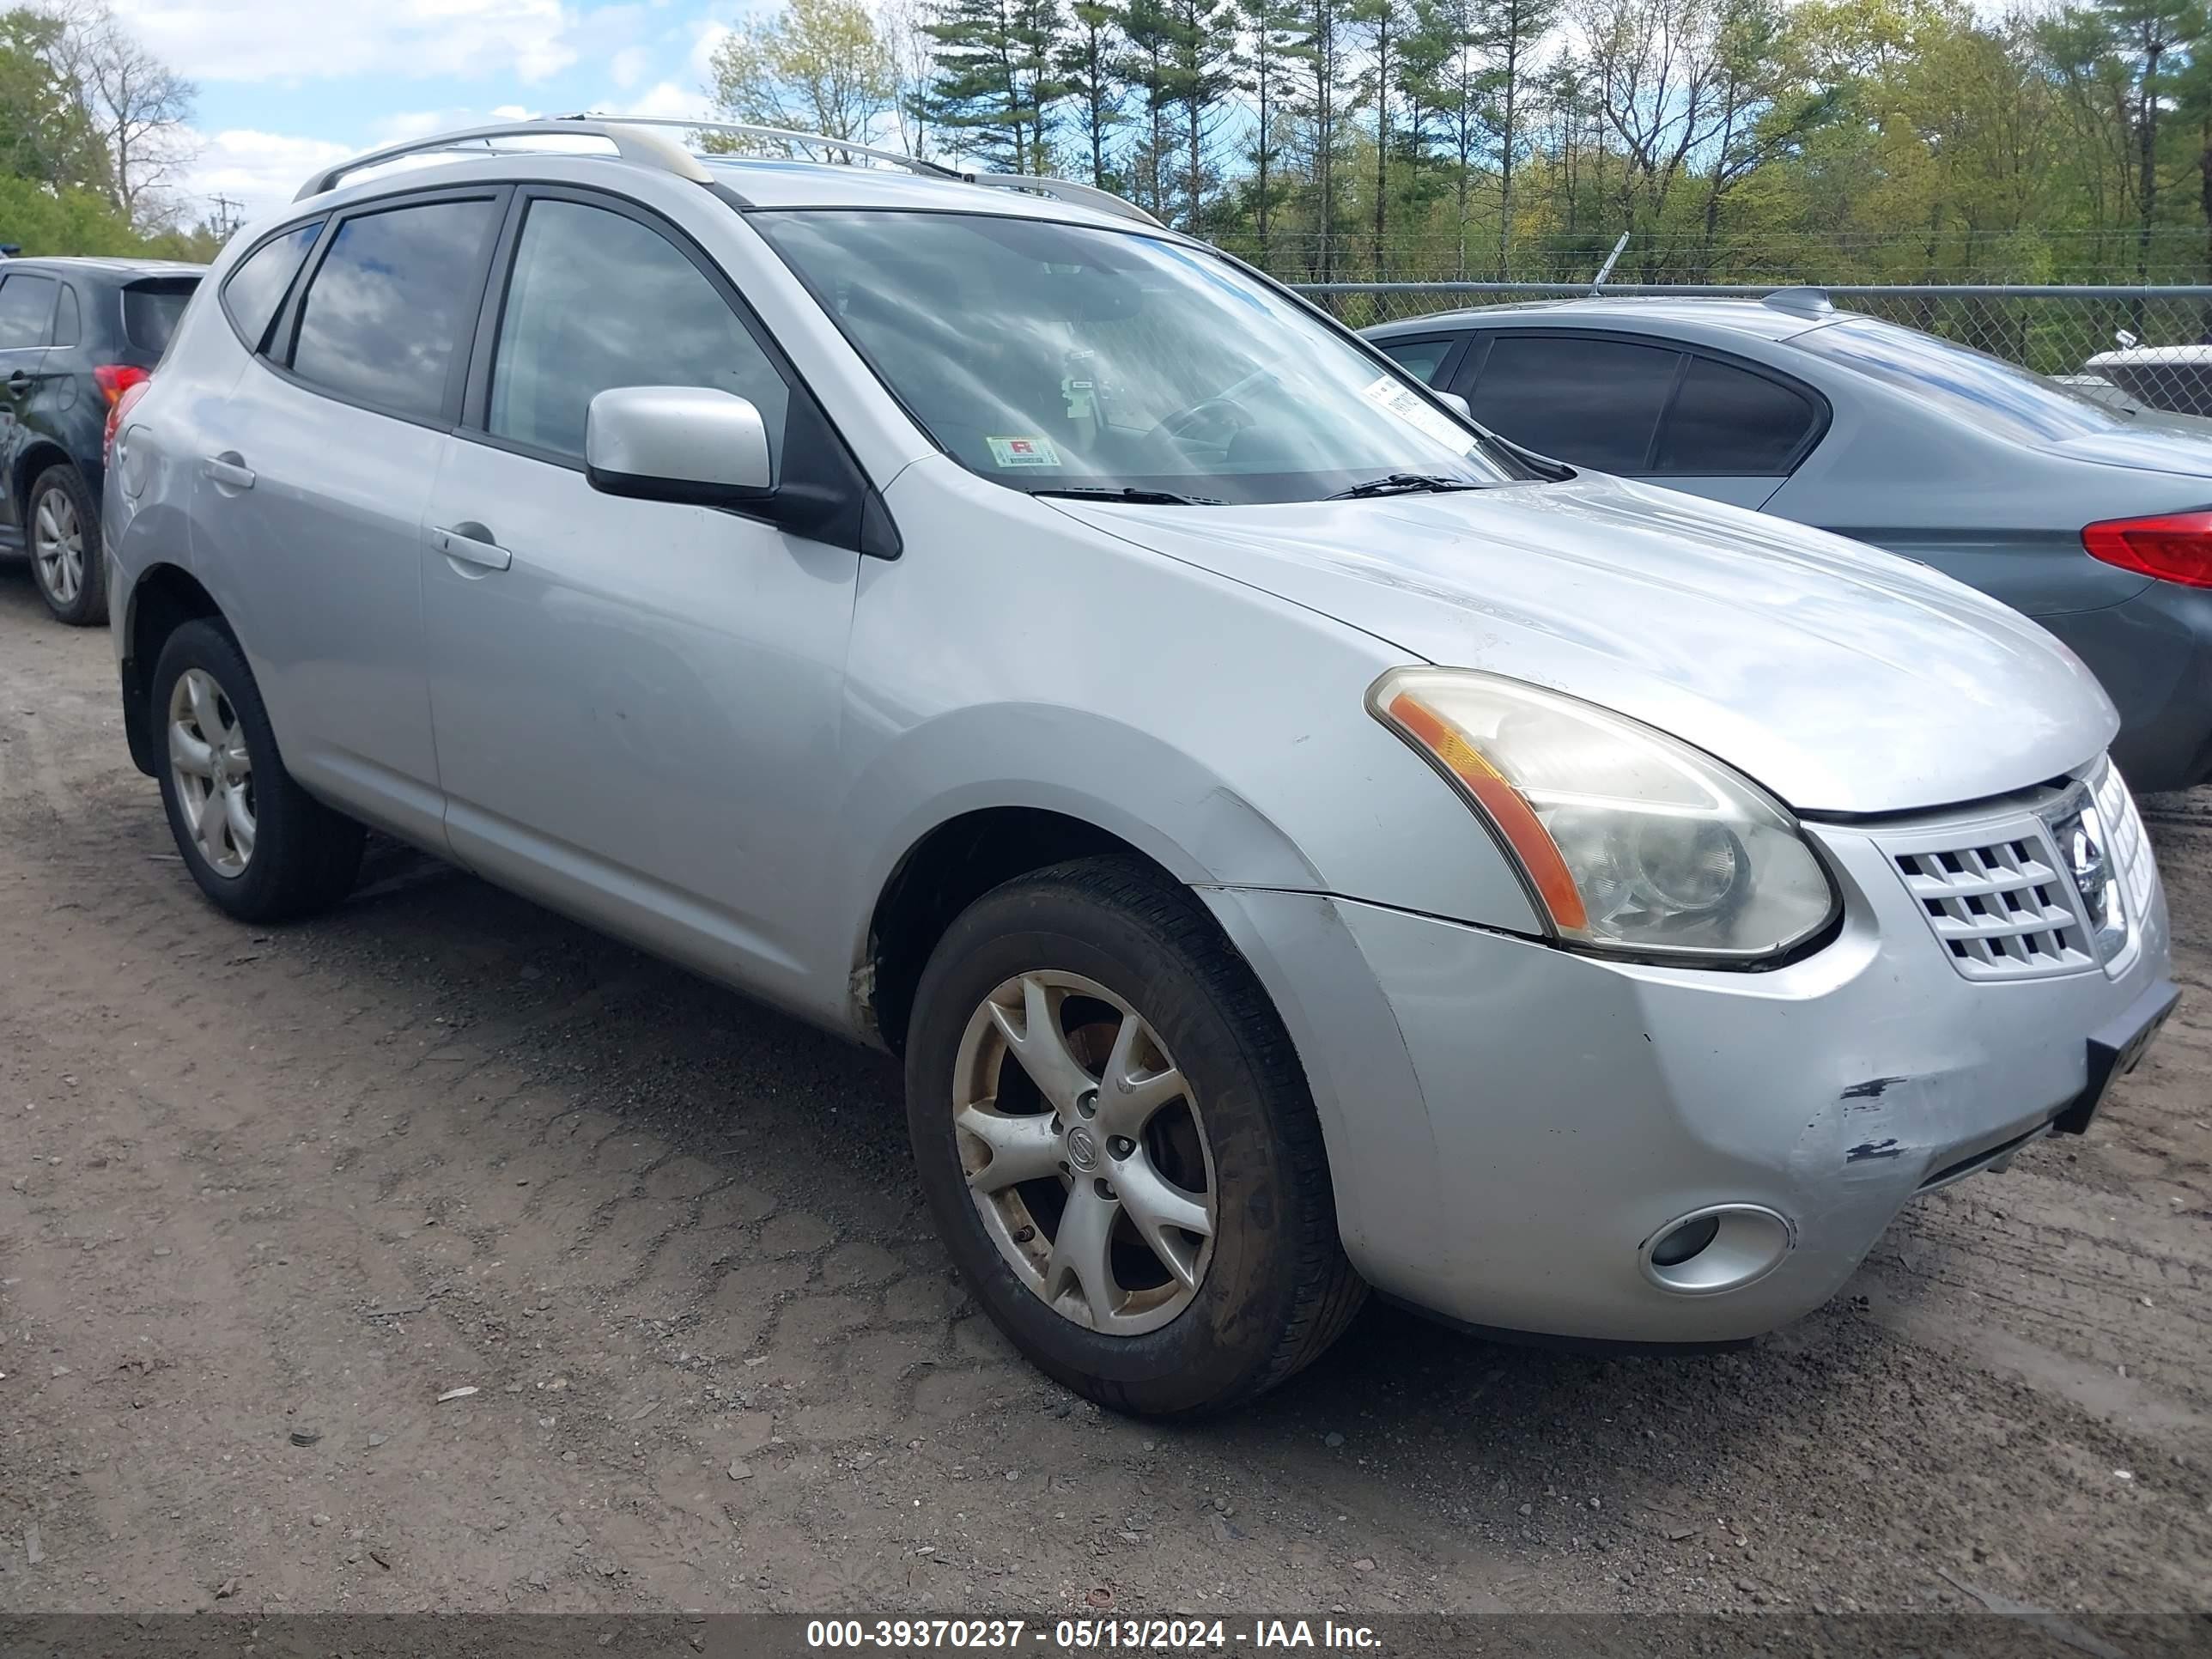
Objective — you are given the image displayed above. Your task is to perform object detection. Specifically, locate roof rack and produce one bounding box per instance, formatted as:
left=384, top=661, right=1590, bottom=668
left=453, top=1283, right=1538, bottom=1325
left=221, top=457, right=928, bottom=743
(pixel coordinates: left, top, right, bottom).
left=563, top=114, right=1168, bottom=228
left=299, top=111, right=1166, bottom=228
left=295, top=118, right=712, bottom=201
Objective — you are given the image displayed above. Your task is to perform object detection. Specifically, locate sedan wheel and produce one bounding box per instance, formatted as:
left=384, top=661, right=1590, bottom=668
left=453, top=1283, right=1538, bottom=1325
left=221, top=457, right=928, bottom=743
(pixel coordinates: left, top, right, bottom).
left=31, top=483, right=85, bottom=609
left=954, top=970, right=1218, bottom=1335
left=167, top=666, right=257, bottom=877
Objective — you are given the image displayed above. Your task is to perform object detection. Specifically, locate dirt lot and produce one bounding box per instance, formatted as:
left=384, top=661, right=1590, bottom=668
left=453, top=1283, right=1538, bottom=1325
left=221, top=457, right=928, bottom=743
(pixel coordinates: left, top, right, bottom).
left=1, top=556, right=2209, bottom=1622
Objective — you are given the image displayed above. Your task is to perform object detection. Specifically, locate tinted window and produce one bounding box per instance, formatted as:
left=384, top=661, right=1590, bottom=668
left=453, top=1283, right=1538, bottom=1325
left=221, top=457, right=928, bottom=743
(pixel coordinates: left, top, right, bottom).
left=1792, top=317, right=2119, bottom=443
left=224, top=222, right=321, bottom=350
left=291, top=199, right=497, bottom=421
left=52, top=283, right=80, bottom=348
left=1376, top=336, right=1455, bottom=386
left=489, top=198, right=789, bottom=461
left=125, top=280, right=197, bottom=355
left=1651, top=356, right=1818, bottom=475
left=1467, top=334, right=1681, bottom=472
left=0, top=274, right=58, bottom=349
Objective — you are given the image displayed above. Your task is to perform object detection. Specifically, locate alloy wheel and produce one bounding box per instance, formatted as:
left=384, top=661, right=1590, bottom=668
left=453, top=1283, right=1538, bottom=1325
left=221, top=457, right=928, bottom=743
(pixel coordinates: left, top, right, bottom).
left=31, top=486, right=83, bottom=608
left=167, top=668, right=256, bottom=877
left=951, top=970, right=1218, bottom=1334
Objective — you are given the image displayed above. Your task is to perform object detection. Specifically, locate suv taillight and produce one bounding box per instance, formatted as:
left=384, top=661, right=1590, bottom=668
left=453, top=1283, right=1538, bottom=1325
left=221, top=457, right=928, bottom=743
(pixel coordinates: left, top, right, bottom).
left=99, top=365, right=152, bottom=464
left=2081, top=510, right=2212, bottom=588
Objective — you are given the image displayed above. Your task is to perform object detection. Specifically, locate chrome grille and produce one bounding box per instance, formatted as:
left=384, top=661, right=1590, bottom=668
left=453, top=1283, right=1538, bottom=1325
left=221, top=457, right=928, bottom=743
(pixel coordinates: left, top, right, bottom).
left=1888, top=834, right=2094, bottom=981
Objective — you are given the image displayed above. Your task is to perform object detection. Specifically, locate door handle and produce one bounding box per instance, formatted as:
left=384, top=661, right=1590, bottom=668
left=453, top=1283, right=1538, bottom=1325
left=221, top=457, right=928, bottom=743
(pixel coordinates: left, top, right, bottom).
left=200, top=455, right=256, bottom=491
left=434, top=522, right=511, bottom=572
left=5, top=371, right=30, bottom=396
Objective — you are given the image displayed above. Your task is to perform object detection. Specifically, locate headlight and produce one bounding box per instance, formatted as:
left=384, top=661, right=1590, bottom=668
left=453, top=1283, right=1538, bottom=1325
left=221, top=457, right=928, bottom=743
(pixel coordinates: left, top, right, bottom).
left=1370, top=667, right=1838, bottom=962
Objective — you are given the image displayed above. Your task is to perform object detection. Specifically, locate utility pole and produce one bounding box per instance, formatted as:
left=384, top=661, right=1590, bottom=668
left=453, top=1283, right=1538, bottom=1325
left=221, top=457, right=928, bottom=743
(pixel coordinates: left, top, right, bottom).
left=209, top=194, right=244, bottom=239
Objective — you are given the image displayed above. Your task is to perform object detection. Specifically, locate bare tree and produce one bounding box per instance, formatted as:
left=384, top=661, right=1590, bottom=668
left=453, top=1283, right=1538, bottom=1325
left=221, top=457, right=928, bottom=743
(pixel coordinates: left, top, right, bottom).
left=46, top=1, right=198, bottom=228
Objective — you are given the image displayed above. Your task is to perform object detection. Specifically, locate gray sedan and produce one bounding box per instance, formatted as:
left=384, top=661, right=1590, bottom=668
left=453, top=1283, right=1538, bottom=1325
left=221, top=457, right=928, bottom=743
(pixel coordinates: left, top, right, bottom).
left=1365, top=294, right=2212, bottom=792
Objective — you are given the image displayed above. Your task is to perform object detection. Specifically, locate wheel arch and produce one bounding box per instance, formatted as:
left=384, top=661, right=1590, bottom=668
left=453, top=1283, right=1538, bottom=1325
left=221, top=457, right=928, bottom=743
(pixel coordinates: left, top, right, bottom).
left=120, top=562, right=224, bottom=776
left=11, top=439, right=73, bottom=517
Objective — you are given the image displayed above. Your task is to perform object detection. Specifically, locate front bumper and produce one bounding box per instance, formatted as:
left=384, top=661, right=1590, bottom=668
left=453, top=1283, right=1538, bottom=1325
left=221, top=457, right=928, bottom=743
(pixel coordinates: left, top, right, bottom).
left=1205, top=783, right=2174, bottom=1345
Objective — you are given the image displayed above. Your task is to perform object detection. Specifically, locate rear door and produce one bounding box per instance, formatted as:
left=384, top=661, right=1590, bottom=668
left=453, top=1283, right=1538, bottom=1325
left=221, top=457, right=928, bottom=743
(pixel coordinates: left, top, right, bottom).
left=0, top=270, right=58, bottom=531
left=189, top=191, right=506, bottom=847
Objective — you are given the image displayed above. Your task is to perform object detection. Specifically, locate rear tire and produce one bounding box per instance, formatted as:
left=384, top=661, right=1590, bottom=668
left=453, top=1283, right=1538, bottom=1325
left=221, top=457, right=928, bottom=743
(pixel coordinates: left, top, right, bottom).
left=904, top=857, right=1365, bottom=1417
left=26, top=464, right=105, bottom=626
left=151, top=619, right=364, bottom=921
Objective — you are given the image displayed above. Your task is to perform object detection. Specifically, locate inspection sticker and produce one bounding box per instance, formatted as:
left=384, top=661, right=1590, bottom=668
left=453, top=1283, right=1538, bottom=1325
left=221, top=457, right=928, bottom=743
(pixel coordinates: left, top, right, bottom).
left=1359, top=375, right=1477, bottom=454
left=987, top=435, right=1062, bottom=468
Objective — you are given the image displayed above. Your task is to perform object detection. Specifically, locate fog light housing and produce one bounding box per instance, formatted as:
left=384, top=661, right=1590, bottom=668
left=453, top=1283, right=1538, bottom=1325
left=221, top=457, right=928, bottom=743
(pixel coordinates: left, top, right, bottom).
left=1639, top=1204, right=1793, bottom=1295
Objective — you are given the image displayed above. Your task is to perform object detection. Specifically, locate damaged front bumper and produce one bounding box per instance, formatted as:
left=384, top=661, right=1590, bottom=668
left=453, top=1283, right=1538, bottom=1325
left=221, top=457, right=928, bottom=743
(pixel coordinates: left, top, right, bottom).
left=1204, top=780, right=2175, bottom=1346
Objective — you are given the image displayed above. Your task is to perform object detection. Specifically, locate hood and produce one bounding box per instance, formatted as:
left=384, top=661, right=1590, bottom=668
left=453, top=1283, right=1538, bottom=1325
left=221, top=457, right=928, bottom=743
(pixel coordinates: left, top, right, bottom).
left=1048, top=477, right=2118, bottom=815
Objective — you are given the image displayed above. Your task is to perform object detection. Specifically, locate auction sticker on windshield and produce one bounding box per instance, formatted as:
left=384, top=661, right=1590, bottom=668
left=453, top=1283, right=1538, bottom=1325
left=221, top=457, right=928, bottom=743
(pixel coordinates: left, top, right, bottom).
left=988, top=436, right=1062, bottom=468
left=1359, top=376, right=1476, bottom=454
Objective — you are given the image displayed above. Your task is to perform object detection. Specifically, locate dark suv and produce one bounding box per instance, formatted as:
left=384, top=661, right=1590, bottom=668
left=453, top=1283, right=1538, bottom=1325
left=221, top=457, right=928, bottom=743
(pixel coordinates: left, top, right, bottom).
left=1, top=256, right=204, bottom=624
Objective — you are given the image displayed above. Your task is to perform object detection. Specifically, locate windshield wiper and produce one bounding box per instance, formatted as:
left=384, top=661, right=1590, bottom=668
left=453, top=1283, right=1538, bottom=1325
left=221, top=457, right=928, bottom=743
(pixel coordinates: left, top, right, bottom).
left=1327, top=473, right=1491, bottom=500
left=1028, top=485, right=1223, bottom=506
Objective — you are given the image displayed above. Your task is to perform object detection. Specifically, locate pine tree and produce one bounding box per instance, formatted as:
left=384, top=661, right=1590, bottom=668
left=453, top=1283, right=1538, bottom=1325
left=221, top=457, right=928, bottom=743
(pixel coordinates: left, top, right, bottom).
left=1165, top=0, right=1236, bottom=228
left=923, top=0, right=1068, bottom=173
left=1473, top=0, right=1556, bottom=276
left=1121, top=0, right=1177, bottom=214
left=1234, top=0, right=1305, bottom=257
left=1350, top=0, right=1405, bottom=276
left=1286, top=0, right=1351, bottom=279
left=1059, top=0, right=1126, bottom=188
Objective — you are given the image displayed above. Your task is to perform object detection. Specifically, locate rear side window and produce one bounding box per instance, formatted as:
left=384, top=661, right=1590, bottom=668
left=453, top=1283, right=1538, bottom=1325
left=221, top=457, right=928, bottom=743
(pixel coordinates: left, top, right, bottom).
left=1468, top=334, right=1682, bottom=473
left=0, top=274, right=58, bottom=348
left=52, top=283, right=80, bottom=348
left=289, top=198, right=498, bottom=421
left=1376, top=336, right=1455, bottom=386
left=223, top=222, right=322, bottom=350
left=125, top=280, right=198, bottom=355
left=488, top=198, right=790, bottom=461
left=1651, top=356, right=1819, bottom=476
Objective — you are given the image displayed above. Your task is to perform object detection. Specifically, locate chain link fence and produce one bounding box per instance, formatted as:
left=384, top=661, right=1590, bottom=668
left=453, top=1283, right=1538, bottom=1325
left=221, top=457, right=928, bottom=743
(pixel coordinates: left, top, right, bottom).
left=1284, top=280, right=2212, bottom=416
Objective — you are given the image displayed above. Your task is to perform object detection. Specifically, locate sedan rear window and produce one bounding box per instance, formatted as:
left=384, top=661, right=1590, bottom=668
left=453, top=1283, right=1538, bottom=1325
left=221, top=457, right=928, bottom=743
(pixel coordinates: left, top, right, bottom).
left=1791, top=316, right=2124, bottom=444
left=124, top=280, right=198, bottom=355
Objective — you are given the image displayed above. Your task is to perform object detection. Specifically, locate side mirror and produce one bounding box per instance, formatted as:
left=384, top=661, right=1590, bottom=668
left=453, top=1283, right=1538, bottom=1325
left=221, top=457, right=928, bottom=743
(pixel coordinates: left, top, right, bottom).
left=1436, top=391, right=1473, bottom=420
left=586, top=386, right=773, bottom=507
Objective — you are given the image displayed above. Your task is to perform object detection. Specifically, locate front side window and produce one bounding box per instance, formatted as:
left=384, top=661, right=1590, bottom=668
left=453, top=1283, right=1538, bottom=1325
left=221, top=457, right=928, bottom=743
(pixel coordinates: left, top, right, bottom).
left=0, top=274, right=58, bottom=349
left=1466, top=334, right=1682, bottom=474
left=290, top=198, right=498, bottom=421
left=489, top=198, right=789, bottom=462
left=755, top=210, right=1519, bottom=503
left=1790, top=316, right=2120, bottom=444
left=224, top=222, right=322, bottom=351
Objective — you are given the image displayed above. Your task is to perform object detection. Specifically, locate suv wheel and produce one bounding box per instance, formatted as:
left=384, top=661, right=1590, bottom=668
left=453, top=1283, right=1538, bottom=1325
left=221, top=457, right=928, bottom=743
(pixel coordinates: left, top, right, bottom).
left=27, top=464, right=104, bottom=626
left=152, top=619, right=365, bottom=921
left=904, top=858, right=1365, bottom=1417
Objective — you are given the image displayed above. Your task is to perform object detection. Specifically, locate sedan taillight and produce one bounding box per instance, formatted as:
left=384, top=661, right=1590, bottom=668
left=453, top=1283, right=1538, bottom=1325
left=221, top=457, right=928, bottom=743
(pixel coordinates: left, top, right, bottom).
left=99, top=365, right=152, bottom=464
left=2081, top=510, right=2212, bottom=588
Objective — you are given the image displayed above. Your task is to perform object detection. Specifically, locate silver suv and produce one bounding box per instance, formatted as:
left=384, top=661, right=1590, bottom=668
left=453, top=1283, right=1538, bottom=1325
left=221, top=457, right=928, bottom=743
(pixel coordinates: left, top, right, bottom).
left=106, top=118, right=2177, bottom=1416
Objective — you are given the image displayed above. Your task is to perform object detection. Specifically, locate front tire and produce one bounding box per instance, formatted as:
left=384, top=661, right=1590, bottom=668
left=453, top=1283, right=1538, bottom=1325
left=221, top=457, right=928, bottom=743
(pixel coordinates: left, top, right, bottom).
left=151, top=619, right=364, bottom=921
left=904, top=857, right=1365, bottom=1417
left=27, top=464, right=104, bottom=626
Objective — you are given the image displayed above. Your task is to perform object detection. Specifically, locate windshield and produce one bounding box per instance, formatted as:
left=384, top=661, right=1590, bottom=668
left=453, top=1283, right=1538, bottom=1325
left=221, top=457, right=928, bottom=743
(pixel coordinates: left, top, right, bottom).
left=1790, top=316, right=2127, bottom=444
left=754, top=210, right=1519, bottom=503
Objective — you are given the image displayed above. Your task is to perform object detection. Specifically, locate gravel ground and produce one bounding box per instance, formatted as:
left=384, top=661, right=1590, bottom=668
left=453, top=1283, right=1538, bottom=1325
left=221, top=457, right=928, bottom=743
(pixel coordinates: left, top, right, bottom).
left=0, top=555, right=2208, bottom=1620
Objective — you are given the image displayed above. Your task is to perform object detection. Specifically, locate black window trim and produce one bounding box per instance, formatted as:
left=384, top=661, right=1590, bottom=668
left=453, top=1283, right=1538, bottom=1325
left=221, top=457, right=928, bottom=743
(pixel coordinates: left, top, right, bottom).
left=1457, top=325, right=1832, bottom=479
left=0, top=270, right=63, bottom=351
left=453, top=181, right=896, bottom=558
left=261, top=184, right=513, bottom=435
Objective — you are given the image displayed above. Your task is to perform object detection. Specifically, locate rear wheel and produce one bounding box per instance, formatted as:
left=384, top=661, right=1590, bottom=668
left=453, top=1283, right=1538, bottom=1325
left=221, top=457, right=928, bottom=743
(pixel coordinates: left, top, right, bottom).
left=27, top=464, right=104, bottom=626
left=904, top=857, right=1365, bottom=1417
left=151, top=619, right=364, bottom=921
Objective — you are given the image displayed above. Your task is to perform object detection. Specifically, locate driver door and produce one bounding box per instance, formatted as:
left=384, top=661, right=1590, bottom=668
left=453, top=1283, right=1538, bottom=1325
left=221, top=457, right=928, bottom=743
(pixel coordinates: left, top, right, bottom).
left=420, top=187, right=862, bottom=1006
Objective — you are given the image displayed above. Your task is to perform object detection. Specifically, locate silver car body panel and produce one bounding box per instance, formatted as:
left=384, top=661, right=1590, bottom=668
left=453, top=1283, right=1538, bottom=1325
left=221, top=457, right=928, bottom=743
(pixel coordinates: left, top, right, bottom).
left=106, top=148, right=2175, bottom=1347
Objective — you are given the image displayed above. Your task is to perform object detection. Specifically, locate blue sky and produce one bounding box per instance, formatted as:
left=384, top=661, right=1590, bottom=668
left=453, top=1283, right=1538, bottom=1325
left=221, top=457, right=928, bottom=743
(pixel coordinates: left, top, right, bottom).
left=114, top=0, right=745, bottom=222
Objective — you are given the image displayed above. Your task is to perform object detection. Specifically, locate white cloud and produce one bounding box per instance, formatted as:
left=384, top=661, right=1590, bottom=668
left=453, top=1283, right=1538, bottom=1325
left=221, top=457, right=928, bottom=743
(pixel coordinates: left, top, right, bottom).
left=185, top=128, right=356, bottom=223
left=618, top=80, right=714, bottom=121
left=610, top=46, right=651, bottom=88
left=113, top=0, right=580, bottom=86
